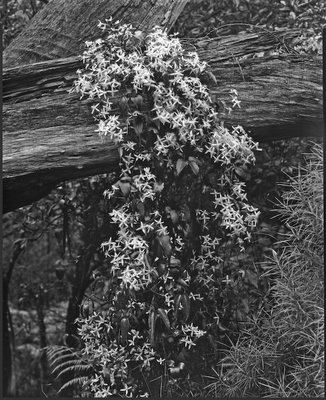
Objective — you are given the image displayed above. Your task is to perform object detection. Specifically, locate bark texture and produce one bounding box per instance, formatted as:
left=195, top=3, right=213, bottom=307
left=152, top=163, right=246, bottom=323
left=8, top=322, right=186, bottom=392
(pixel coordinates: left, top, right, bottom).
left=3, top=30, right=322, bottom=212
left=3, top=0, right=189, bottom=212
left=3, top=0, right=189, bottom=68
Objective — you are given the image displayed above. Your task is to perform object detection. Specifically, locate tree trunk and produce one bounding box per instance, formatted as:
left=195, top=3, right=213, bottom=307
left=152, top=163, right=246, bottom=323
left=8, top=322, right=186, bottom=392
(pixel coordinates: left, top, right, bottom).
left=3, top=242, right=25, bottom=396
left=3, top=284, right=15, bottom=397
left=3, top=30, right=322, bottom=213
left=35, top=286, right=49, bottom=390
left=3, top=0, right=189, bottom=68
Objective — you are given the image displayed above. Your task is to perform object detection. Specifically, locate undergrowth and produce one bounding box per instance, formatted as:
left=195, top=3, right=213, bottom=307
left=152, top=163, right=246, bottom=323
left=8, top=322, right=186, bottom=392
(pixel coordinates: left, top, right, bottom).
left=204, top=143, right=324, bottom=397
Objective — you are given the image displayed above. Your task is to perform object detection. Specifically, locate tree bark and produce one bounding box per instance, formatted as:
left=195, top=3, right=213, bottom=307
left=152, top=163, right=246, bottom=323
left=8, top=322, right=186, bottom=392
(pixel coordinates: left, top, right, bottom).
left=3, top=29, right=322, bottom=213
left=3, top=0, right=189, bottom=68
left=35, top=287, right=49, bottom=391
left=3, top=242, right=25, bottom=396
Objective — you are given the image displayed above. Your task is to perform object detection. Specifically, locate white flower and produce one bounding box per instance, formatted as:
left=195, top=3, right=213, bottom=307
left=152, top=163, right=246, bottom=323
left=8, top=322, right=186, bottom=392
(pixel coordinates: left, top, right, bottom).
left=72, top=21, right=262, bottom=397
left=180, top=336, right=196, bottom=349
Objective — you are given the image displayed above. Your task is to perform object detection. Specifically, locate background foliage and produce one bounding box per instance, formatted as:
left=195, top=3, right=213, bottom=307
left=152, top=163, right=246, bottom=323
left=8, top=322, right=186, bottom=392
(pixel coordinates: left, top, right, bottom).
left=205, top=144, right=324, bottom=397
left=1, top=0, right=323, bottom=397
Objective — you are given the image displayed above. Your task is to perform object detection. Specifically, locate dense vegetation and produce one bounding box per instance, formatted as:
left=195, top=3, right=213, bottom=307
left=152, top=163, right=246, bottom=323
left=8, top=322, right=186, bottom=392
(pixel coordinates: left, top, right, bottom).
left=2, top=0, right=323, bottom=397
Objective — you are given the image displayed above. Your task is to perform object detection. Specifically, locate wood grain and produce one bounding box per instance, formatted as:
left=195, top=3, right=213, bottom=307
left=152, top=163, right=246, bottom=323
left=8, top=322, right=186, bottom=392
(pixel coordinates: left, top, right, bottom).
left=3, top=0, right=189, bottom=68
left=3, top=30, right=323, bottom=212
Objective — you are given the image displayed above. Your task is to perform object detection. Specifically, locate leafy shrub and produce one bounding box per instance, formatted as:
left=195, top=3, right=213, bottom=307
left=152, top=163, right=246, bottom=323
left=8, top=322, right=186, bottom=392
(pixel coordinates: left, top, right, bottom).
left=174, top=0, right=325, bottom=40
left=204, top=143, right=324, bottom=397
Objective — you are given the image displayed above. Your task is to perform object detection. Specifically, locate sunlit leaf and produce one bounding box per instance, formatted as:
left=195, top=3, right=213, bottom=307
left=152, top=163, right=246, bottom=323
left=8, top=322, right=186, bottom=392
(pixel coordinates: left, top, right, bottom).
left=157, top=308, right=171, bottom=330
left=120, top=317, right=130, bottom=344
left=158, top=234, right=172, bottom=258
left=176, top=158, right=188, bottom=176
left=181, top=294, right=190, bottom=322
left=149, top=309, right=156, bottom=347
left=189, top=160, right=200, bottom=175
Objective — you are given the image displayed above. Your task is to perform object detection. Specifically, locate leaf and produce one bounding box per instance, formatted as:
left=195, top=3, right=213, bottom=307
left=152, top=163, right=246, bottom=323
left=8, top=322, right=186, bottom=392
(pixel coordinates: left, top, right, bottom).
left=143, top=252, right=151, bottom=269
left=153, top=118, right=161, bottom=129
left=181, top=294, right=190, bottom=322
left=207, top=70, right=217, bottom=85
left=176, top=158, right=188, bottom=176
left=158, top=234, right=172, bottom=258
left=148, top=125, right=158, bottom=134
left=271, top=249, right=278, bottom=262
left=235, top=167, right=251, bottom=181
left=241, top=298, right=250, bottom=314
left=118, top=96, right=129, bottom=115
left=165, top=206, right=179, bottom=224
left=157, top=263, right=167, bottom=276
left=134, top=120, right=144, bottom=135
left=56, top=362, right=91, bottom=379
left=177, top=278, right=188, bottom=288
left=120, top=317, right=130, bottom=344
left=46, top=344, right=92, bottom=394
left=236, top=309, right=247, bottom=326
left=137, top=201, right=146, bottom=218
left=188, top=156, right=202, bottom=165
left=149, top=309, right=156, bottom=347
left=118, top=177, right=131, bottom=197
left=189, top=160, right=200, bottom=175
left=154, top=181, right=164, bottom=193
left=218, top=321, right=228, bottom=331
left=173, top=294, right=182, bottom=322
left=81, top=302, right=89, bottom=318
left=58, top=376, right=89, bottom=393
left=169, top=367, right=180, bottom=376
left=169, top=257, right=181, bottom=268
left=151, top=268, right=159, bottom=280
left=245, top=270, right=259, bottom=289
left=46, top=345, right=73, bottom=365
left=165, top=280, right=174, bottom=292
left=131, top=94, right=143, bottom=108
left=157, top=308, right=171, bottom=330
left=52, top=357, right=79, bottom=374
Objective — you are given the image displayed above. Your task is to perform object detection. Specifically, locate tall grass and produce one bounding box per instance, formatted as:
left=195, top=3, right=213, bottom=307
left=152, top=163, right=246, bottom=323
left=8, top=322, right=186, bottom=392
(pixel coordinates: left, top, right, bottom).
left=205, top=143, right=324, bottom=397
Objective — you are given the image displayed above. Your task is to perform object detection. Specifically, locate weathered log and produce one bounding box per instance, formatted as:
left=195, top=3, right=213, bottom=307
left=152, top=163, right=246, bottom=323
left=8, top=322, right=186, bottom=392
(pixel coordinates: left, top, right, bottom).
left=3, top=0, right=189, bottom=68
left=3, top=30, right=323, bottom=213
left=2, top=0, right=190, bottom=213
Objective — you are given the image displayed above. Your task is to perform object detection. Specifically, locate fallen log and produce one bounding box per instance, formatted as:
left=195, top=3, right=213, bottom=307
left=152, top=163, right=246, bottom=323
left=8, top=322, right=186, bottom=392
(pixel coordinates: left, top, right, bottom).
left=3, top=0, right=189, bottom=68
left=2, top=0, right=190, bottom=213
left=3, top=30, right=323, bottom=213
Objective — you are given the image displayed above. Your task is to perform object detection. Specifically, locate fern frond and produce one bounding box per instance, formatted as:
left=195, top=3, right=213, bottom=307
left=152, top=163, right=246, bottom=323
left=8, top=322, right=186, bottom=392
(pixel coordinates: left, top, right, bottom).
left=52, top=357, right=88, bottom=375
left=47, top=343, right=94, bottom=396
left=47, top=345, right=73, bottom=364
left=58, top=376, right=90, bottom=393
left=56, top=363, right=93, bottom=379
left=50, top=352, right=76, bottom=367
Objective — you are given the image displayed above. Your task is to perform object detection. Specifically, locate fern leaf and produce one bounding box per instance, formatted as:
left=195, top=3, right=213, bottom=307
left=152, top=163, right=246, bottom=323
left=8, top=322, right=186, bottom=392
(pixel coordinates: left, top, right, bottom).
left=47, top=345, right=73, bottom=363
left=52, top=358, right=86, bottom=375
left=56, top=363, right=92, bottom=379
left=58, top=376, right=89, bottom=393
left=50, top=352, right=76, bottom=367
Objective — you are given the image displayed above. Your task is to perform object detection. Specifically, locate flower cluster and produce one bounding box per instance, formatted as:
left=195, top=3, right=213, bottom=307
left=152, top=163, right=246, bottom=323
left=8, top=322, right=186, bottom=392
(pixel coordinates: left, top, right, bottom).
left=77, top=312, right=154, bottom=397
left=72, top=18, right=261, bottom=397
left=179, top=323, right=206, bottom=349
